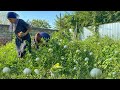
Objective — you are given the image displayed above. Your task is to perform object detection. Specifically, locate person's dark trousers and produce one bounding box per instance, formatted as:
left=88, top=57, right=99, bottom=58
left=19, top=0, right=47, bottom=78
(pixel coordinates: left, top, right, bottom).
left=22, top=34, right=32, bottom=53
left=25, top=37, right=31, bottom=53
left=15, top=37, right=31, bottom=58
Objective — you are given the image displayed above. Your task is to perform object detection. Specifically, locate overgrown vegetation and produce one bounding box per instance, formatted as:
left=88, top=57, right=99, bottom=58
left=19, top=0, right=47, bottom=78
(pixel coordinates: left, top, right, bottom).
left=55, top=11, right=120, bottom=38
left=0, top=30, right=120, bottom=79
left=0, top=11, right=120, bottom=79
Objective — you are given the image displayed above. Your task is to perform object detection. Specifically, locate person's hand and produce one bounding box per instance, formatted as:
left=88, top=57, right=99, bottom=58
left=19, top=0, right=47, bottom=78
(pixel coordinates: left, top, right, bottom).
left=18, top=32, right=26, bottom=37
left=18, top=32, right=22, bottom=37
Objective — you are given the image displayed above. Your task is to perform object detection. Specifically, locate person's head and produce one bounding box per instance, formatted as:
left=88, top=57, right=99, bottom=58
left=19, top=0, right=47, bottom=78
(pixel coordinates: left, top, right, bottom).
left=7, top=12, right=19, bottom=23
left=34, top=32, right=42, bottom=43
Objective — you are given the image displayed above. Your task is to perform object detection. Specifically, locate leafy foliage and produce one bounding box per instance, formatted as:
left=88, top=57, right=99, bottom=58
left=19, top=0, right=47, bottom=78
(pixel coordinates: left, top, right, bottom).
left=55, top=11, right=120, bottom=38
left=27, top=19, right=51, bottom=29
left=0, top=30, right=120, bottom=79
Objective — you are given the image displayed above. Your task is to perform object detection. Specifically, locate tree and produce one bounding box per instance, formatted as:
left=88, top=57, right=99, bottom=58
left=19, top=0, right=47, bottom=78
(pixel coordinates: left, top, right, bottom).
left=55, top=11, right=120, bottom=39
left=27, top=19, right=51, bottom=29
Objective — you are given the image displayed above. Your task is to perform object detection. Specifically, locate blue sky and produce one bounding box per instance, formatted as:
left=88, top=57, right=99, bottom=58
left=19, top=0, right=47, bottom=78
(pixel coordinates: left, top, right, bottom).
left=11, top=11, right=73, bottom=29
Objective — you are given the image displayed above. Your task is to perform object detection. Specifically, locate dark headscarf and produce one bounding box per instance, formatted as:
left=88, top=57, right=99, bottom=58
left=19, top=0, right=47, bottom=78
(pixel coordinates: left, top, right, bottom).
left=7, top=12, right=19, bottom=19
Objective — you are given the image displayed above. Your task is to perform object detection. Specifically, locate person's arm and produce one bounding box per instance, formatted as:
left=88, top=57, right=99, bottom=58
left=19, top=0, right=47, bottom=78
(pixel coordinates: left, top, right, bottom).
left=23, top=27, right=31, bottom=36
left=19, top=19, right=32, bottom=37
left=19, top=27, right=31, bottom=37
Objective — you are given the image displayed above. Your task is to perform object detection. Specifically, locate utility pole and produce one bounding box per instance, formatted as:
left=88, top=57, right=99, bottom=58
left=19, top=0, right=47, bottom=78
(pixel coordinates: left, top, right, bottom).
left=60, top=13, right=61, bottom=30
left=75, top=21, right=77, bottom=39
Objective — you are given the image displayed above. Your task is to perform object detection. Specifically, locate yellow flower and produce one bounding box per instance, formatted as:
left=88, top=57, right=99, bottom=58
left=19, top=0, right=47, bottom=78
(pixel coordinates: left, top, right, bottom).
left=51, top=63, right=62, bottom=71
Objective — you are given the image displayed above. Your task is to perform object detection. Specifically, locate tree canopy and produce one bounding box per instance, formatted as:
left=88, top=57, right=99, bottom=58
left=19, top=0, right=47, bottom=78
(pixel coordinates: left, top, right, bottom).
left=55, top=11, right=120, bottom=38
left=27, top=19, right=51, bottom=29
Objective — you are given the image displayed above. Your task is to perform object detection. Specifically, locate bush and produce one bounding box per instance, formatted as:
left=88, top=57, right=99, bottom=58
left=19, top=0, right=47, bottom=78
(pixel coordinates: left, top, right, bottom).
left=0, top=30, right=120, bottom=79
